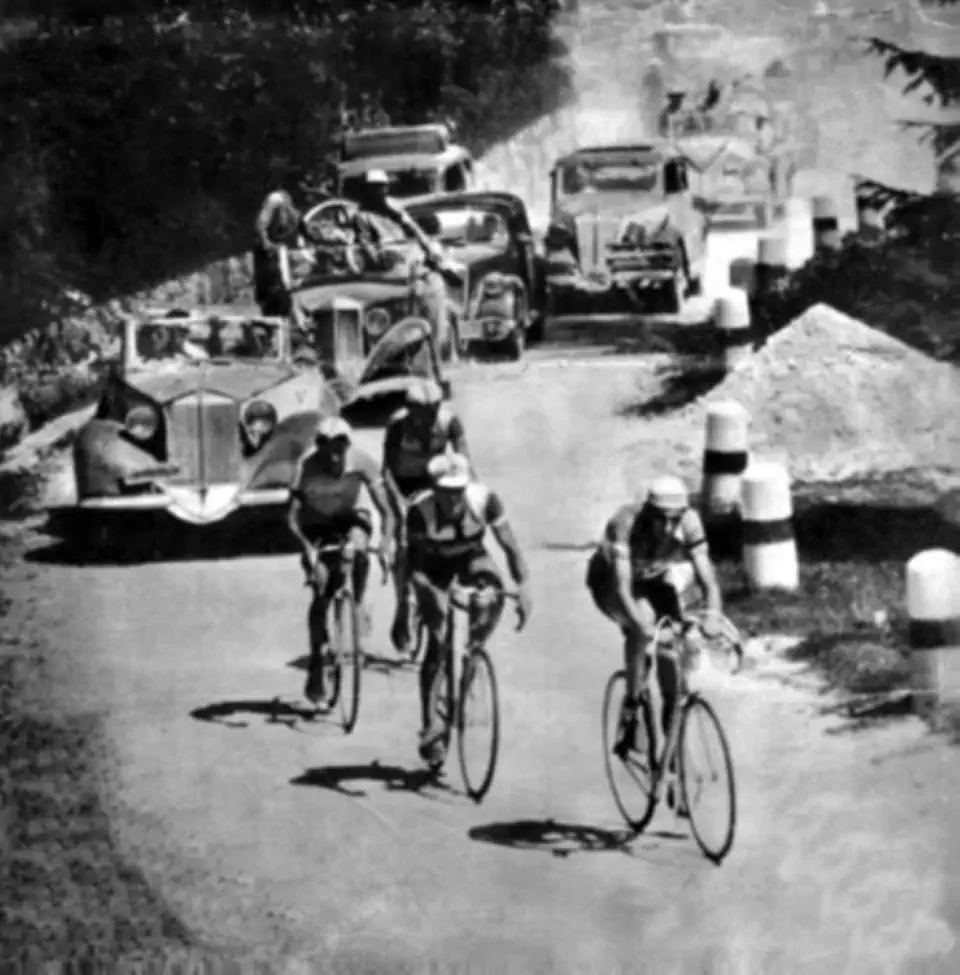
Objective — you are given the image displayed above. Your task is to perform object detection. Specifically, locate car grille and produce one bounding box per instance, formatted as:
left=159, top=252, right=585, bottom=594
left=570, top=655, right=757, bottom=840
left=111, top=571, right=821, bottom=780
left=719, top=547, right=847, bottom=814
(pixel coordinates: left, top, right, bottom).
left=575, top=214, right=621, bottom=271
left=165, top=393, right=242, bottom=486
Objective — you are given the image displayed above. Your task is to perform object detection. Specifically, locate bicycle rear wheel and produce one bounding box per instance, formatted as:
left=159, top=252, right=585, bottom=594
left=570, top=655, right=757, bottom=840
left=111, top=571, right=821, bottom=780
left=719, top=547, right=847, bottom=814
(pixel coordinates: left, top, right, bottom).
left=333, top=590, right=362, bottom=734
left=679, top=693, right=736, bottom=863
left=602, top=670, right=657, bottom=832
left=457, top=647, right=501, bottom=803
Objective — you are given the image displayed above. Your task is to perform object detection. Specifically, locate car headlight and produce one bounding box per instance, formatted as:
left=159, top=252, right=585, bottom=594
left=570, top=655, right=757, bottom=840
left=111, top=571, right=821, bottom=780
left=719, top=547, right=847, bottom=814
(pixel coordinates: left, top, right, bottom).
left=240, top=399, right=278, bottom=451
left=124, top=404, right=159, bottom=441
left=364, top=307, right=392, bottom=337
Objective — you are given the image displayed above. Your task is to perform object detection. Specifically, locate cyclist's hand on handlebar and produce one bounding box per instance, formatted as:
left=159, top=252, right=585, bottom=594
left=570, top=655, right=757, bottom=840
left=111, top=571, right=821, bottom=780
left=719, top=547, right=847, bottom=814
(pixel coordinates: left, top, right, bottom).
left=700, top=610, right=725, bottom=639
left=341, top=540, right=356, bottom=563
left=515, top=585, right=532, bottom=633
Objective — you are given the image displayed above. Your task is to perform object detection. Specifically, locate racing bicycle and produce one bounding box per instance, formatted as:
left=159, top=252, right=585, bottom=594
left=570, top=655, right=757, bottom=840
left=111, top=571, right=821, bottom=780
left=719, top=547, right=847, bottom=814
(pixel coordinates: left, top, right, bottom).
left=602, top=608, right=744, bottom=863
left=307, top=541, right=386, bottom=734
left=427, top=580, right=521, bottom=803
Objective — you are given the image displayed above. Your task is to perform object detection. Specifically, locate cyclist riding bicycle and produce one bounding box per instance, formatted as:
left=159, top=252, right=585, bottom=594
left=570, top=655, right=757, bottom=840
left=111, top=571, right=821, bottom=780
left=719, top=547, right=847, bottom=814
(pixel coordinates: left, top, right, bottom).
left=405, top=452, right=531, bottom=769
left=382, top=379, right=472, bottom=655
left=288, top=416, right=395, bottom=704
left=585, top=476, right=724, bottom=764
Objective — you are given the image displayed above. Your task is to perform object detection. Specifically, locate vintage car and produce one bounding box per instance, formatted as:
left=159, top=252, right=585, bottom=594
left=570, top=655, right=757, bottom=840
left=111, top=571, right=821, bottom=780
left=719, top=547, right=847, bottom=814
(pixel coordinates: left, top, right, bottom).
left=661, top=81, right=796, bottom=229
left=404, top=191, right=546, bottom=359
left=45, top=306, right=448, bottom=545
left=334, top=124, right=476, bottom=204
left=285, top=197, right=462, bottom=361
left=544, top=142, right=707, bottom=320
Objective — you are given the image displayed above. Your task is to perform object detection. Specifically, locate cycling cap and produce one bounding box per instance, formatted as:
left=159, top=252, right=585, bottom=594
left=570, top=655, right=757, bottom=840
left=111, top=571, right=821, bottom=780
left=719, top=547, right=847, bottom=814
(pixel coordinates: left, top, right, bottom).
left=315, top=415, right=353, bottom=443
left=406, top=379, right=444, bottom=407
left=366, top=169, right=390, bottom=186
left=429, top=452, right=470, bottom=490
left=648, top=475, right=689, bottom=515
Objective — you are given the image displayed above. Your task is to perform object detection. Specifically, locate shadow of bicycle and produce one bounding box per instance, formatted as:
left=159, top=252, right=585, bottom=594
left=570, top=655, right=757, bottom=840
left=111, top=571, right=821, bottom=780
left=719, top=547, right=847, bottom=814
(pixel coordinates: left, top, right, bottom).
left=285, top=653, right=414, bottom=676
left=468, top=819, right=638, bottom=859
left=290, top=760, right=454, bottom=801
left=189, top=697, right=330, bottom=731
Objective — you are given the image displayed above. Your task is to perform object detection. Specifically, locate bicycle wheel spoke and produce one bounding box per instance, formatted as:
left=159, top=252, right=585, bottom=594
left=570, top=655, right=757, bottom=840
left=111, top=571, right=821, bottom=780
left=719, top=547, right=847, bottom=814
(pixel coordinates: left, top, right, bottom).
left=337, top=594, right=362, bottom=734
left=680, top=696, right=737, bottom=863
left=602, top=672, right=657, bottom=833
left=457, top=649, right=500, bottom=803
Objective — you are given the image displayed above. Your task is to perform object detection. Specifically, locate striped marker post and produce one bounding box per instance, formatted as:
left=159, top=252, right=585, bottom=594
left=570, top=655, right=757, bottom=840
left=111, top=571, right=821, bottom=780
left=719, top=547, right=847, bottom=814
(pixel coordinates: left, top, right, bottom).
left=812, top=195, right=842, bottom=253
left=713, top=289, right=752, bottom=371
left=783, top=196, right=814, bottom=269
left=740, top=461, right=799, bottom=591
left=702, top=401, right=750, bottom=518
left=755, top=235, right=789, bottom=296
left=906, top=549, right=960, bottom=716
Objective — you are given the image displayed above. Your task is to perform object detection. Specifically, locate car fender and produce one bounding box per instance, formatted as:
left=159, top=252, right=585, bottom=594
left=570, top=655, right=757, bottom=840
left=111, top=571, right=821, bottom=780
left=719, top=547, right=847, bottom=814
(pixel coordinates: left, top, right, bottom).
left=360, top=316, right=434, bottom=384
left=246, top=409, right=323, bottom=492
left=73, top=419, right=165, bottom=499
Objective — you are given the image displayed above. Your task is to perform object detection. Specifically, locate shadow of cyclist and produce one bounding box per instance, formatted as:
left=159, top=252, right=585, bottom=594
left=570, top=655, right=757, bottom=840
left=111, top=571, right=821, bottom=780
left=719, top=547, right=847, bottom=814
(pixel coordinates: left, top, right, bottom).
left=290, top=760, right=451, bottom=800
left=468, top=819, right=638, bottom=859
left=190, top=697, right=326, bottom=731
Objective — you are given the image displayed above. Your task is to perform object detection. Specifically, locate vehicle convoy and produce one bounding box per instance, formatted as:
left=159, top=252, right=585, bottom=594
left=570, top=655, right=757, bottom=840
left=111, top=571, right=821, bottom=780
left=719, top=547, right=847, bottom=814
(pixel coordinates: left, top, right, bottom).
left=405, top=190, right=547, bottom=359
left=334, top=123, right=476, bottom=204
left=288, top=197, right=463, bottom=363
left=45, top=307, right=449, bottom=546
left=543, top=141, right=707, bottom=322
left=659, top=78, right=798, bottom=229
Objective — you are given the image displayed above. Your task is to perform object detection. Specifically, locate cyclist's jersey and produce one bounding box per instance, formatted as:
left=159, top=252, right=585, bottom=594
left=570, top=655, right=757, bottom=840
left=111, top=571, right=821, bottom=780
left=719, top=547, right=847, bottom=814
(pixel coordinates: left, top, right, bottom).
left=382, top=405, right=467, bottom=498
left=255, top=191, right=302, bottom=248
left=598, top=502, right=707, bottom=582
left=406, top=482, right=506, bottom=567
left=290, top=444, right=378, bottom=535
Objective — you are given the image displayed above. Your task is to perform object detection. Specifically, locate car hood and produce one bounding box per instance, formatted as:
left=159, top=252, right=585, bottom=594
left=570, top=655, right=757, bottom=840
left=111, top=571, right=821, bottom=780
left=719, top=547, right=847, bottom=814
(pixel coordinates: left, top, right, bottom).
left=441, top=242, right=507, bottom=268
left=122, top=362, right=297, bottom=405
left=555, top=192, right=661, bottom=220
left=293, top=279, right=410, bottom=311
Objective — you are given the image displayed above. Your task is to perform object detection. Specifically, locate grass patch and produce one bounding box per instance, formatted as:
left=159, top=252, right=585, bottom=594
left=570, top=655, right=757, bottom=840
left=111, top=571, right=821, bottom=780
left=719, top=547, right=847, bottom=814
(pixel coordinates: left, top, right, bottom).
left=0, top=532, right=196, bottom=968
left=708, top=471, right=958, bottom=702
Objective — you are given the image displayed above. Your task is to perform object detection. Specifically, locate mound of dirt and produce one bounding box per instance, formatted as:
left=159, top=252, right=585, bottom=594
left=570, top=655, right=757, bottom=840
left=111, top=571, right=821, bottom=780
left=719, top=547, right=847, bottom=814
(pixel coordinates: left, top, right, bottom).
left=688, top=303, right=960, bottom=481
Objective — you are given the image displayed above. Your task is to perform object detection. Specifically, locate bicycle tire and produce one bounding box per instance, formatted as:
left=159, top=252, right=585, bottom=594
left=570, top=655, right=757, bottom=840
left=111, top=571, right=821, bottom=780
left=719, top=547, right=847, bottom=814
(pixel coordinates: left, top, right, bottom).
left=457, top=647, right=501, bottom=803
left=311, top=589, right=341, bottom=710
left=334, top=590, right=362, bottom=734
left=406, top=590, right=429, bottom=664
left=679, top=693, right=737, bottom=864
left=602, top=670, right=657, bottom=833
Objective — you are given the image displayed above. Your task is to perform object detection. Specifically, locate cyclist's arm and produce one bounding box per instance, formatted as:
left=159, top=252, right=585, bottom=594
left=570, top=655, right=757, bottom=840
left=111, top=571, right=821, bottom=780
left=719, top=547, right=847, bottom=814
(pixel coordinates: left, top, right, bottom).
left=447, top=413, right=474, bottom=470
left=689, top=542, right=722, bottom=614
left=484, top=491, right=529, bottom=588
left=359, top=463, right=395, bottom=550
left=286, top=461, right=314, bottom=556
left=380, top=419, right=407, bottom=526
left=604, top=512, right=648, bottom=632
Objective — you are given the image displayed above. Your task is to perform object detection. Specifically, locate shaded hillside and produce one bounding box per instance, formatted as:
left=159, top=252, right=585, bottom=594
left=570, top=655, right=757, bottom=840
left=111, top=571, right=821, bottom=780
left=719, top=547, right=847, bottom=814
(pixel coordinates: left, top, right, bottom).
left=0, top=0, right=572, bottom=343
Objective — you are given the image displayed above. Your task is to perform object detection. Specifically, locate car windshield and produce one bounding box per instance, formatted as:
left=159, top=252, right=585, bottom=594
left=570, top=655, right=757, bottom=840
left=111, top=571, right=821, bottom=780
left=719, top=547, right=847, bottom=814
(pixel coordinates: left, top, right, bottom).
left=130, top=318, right=284, bottom=368
left=410, top=206, right=510, bottom=252
left=341, top=169, right=437, bottom=200
left=560, top=161, right=660, bottom=195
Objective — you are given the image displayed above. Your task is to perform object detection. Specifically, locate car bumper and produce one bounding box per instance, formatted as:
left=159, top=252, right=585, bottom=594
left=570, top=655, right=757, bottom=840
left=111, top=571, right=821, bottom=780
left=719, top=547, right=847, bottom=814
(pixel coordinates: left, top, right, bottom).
left=47, top=487, right=290, bottom=530
left=458, top=317, right=522, bottom=344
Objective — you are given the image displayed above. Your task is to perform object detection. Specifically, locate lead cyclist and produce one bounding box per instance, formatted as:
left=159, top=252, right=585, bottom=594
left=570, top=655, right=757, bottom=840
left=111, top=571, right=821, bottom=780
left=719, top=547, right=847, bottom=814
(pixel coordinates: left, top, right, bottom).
left=585, top=476, right=725, bottom=773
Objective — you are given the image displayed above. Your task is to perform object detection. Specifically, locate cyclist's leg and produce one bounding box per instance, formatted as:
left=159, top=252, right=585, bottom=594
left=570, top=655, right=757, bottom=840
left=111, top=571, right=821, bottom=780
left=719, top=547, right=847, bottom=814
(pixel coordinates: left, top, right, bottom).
left=389, top=511, right=412, bottom=652
left=304, top=551, right=336, bottom=701
left=644, top=578, right=685, bottom=741
left=462, top=552, right=504, bottom=648
left=411, top=564, right=454, bottom=752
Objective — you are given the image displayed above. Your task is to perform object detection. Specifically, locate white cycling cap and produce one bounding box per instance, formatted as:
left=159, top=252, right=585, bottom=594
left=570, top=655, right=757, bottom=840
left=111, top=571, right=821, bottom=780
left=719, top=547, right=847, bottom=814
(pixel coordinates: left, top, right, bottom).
left=315, top=415, right=353, bottom=443
left=366, top=169, right=390, bottom=185
left=429, top=452, right=470, bottom=490
left=647, top=475, right=689, bottom=515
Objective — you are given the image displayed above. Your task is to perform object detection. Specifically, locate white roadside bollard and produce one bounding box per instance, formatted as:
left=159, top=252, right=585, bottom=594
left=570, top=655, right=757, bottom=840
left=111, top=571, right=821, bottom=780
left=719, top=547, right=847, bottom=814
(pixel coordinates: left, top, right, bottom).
left=702, top=401, right=750, bottom=518
left=740, top=461, right=800, bottom=591
left=782, top=196, right=814, bottom=269
left=812, top=194, right=842, bottom=253
left=713, top=289, right=752, bottom=372
left=906, top=548, right=960, bottom=716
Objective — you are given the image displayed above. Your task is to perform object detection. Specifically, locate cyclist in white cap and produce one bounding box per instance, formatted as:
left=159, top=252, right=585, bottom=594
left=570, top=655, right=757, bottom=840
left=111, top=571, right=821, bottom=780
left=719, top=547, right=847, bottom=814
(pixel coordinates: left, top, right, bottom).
left=586, top=476, right=723, bottom=773
left=382, top=378, right=472, bottom=655
left=288, top=415, right=395, bottom=704
left=405, top=451, right=531, bottom=768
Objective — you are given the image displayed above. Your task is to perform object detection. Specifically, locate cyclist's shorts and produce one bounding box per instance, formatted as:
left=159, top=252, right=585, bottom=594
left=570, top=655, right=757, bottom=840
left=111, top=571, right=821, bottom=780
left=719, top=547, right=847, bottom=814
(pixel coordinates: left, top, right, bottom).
left=302, top=510, right=373, bottom=545
left=585, top=551, right=684, bottom=629
left=415, top=550, right=501, bottom=592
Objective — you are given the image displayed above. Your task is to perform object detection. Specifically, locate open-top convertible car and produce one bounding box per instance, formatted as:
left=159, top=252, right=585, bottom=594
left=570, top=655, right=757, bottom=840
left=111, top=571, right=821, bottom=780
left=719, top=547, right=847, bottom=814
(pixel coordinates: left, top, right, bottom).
left=544, top=141, right=707, bottom=321
left=334, top=123, right=476, bottom=204
left=660, top=80, right=797, bottom=229
left=285, top=197, right=462, bottom=362
left=404, top=191, right=546, bottom=359
left=45, top=306, right=448, bottom=543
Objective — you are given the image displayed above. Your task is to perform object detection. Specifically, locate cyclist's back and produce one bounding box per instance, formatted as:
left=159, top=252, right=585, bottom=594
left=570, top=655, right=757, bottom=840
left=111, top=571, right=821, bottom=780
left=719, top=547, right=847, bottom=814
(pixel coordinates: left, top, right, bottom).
left=383, top=401, right=466, bottom=500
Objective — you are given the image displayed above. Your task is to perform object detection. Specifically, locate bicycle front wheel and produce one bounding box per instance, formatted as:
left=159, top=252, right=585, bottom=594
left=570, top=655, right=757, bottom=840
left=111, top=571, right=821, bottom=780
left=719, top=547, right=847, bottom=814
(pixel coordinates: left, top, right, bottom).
left=679, top=694, right=737, bottom=863
left=456, top=647, right=500, bottom=803
left=333, top=591, right=362, bottom=734
left=602, top=671, right=657, bottom=833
